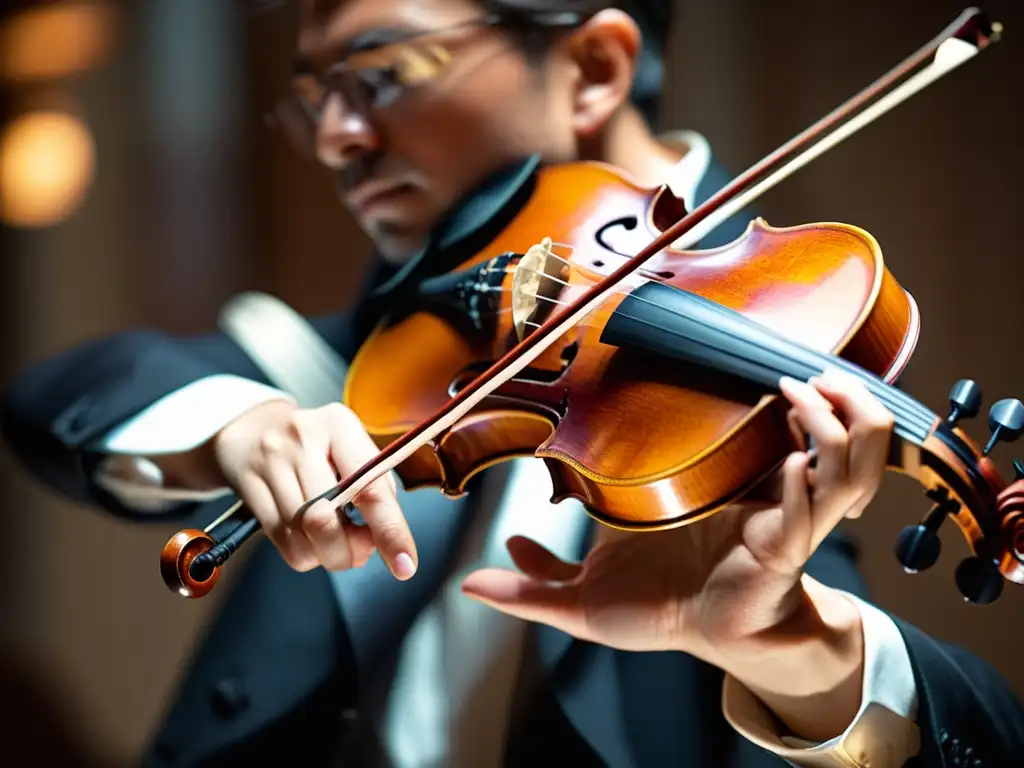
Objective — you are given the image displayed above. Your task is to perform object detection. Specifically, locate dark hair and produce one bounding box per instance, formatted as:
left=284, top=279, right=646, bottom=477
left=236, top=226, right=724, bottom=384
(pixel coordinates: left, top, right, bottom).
left=481, top=0, right=673, bottom=127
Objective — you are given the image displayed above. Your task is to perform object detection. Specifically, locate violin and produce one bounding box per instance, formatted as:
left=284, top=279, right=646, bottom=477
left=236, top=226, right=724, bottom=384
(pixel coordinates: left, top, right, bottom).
left=161, top=8, right=1024, bottom=605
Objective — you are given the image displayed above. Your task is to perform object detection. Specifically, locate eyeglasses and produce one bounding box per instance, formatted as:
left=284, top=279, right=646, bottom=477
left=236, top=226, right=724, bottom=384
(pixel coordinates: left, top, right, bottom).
left=267, top=10, right=585, bottom=158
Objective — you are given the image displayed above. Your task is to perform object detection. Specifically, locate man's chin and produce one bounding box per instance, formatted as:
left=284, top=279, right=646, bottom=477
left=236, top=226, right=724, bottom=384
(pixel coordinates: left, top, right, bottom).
left=367, top=224, right=429, bottom=266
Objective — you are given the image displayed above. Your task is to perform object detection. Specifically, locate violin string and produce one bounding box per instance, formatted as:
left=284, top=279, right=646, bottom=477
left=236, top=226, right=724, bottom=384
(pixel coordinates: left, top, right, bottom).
left=500, top=262, right=636, bottom=297
left=522, top=292, right=575, bottom=308
left=607, top=305, right=937, bottom=439
left=478, top=254, right=936, bottom=436
left=497, top=275, right=936, bottom=437
left=509, top=324, right=935, bottom=445
left=605, top=280, right=939, bottom=434
left=513, top=309, right=934, bottom=439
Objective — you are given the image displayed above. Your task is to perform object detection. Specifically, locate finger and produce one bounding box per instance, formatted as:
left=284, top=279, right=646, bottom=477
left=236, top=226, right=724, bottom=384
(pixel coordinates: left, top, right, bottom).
left=814, top=369, right=894, bottom=512
left=461, top=569, right=585, bottom=637
left=780, top=450, right=816, bottom=561
left=506, top=535, right=583, bottom=583
left=265, top=455, right=328, bottom=567
left=353, top=543, right=377, bottom=569
left=237, top=473, right=317, bottom=571
left=295, top=453, right=355, bottom=572
left=744, top=451, right=813, bottom=575
left=298, top=498, right=353, bottom=572
left=326, top=407, right=416, bottom=581
left=779, top=376, right=849, bottom=490
left=346, top=523, right=377, bottom=565
left=264, top=454, right=309, bottom=528
left=787, top=408, right=809, bottom=452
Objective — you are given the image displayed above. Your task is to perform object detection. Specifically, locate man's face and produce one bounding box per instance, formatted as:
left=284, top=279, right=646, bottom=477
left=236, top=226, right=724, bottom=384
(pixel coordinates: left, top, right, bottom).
left=292, top=0, right=582, bottom=264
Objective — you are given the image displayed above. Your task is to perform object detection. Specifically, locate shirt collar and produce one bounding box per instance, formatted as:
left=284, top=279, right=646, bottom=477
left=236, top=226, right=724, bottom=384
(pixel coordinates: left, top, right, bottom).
left=654, top=129, right=713, bottom=213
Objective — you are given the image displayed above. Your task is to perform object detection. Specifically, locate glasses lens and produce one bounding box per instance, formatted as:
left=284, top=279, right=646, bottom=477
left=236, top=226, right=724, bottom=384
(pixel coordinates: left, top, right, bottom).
left=268, top=36, right=455, bottom=156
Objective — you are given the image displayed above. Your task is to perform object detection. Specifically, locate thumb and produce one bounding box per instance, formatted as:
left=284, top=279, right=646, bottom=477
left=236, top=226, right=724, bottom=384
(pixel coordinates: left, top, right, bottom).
left=505, top=535, right=583, bottom=583
left=461, top=568, right=586, bottom=636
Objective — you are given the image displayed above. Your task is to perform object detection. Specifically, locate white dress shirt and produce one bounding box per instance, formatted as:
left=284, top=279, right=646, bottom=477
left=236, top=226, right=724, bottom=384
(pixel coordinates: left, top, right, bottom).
left=90, top=130, right=921, bottom=768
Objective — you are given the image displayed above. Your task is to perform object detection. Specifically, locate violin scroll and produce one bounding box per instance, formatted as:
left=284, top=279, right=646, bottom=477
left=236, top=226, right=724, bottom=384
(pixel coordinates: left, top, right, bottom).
left=996, top=477, right=1024, bottom=577
left=160, top=529, right=221, bottom=599
left=893, top=376, right=1024, bottom=603
left=949, top=470, right=1024, bottom=604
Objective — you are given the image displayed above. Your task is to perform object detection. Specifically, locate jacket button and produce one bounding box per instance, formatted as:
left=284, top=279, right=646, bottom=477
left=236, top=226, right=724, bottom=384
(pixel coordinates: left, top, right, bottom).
left=210, top=678, right=250, bottom=718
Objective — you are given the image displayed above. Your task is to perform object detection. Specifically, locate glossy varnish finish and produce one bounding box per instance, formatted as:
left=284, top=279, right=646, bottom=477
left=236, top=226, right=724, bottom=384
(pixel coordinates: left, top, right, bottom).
left=344, top=163, right=918, bottom=528
left=159, top=10, right=1024, bottom=598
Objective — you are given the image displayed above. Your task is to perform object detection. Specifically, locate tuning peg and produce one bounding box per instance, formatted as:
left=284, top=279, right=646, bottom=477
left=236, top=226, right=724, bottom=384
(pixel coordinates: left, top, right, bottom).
left=946, top=379, right=982, bottom=427
left=895, top=525, right=942, bottom=573
left=982, top=398, right=1024, bottom=456
left=954, top=556, right=1004, bottom=604
left=895, top=493, right=956, bottom=573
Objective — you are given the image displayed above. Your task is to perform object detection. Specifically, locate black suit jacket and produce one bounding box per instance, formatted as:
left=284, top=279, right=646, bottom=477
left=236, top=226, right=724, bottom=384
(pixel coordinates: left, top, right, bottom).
left=3, top=159, right=1023, bottom=767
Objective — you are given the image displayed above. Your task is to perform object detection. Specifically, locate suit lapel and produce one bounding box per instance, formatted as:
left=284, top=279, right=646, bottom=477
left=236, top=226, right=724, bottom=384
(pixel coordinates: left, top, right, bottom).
left=616, top=649, right=734, bottom=766
left=527, top=518, right=638, bottom=768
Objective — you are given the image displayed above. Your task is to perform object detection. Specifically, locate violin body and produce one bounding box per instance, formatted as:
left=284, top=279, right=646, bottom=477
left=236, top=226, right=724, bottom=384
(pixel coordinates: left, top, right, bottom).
left=343, top=162, right=921, bottom=529
left=163, top=9, right=1024, bottom=603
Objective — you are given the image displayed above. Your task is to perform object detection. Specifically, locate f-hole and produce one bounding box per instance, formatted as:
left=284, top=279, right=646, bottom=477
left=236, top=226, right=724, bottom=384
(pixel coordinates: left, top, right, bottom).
left=595, top=216, right=639, bottom=258
left=447, top=339, right=581, bottom=396
left=560, top=339, right=579, bottom=368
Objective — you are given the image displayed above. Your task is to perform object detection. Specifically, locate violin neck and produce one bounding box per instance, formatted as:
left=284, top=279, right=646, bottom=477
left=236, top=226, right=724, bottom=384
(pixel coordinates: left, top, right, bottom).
left=599, top=280, right=939, bottom=453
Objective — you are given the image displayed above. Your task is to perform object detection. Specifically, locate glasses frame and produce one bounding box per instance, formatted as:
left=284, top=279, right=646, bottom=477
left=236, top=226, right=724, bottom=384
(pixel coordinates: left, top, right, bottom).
left=266, top=9, right=587, bottom=158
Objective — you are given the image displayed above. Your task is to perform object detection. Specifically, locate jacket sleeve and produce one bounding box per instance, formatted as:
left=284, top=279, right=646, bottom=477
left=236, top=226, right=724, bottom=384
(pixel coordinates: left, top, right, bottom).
left=723, top=532, right=1024, bottom=767
left=0, top=309, right=356, bottom=525
left=889, top=614, right=1024, bottom=767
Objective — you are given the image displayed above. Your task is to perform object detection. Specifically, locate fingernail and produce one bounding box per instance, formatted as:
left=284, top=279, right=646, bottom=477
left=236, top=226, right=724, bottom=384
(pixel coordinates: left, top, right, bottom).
left=779, top=375, right=807, bottom=392
left=819, top=366, right=855, bottom=385
left=394, top=552, right=416, bottom=580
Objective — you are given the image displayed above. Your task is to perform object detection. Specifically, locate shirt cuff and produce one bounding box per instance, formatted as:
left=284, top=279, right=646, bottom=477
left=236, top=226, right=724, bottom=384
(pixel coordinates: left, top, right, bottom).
left=93, top=374, right=294, bottom=454
left=89, top=374, right=293, bottom=510
left=722, top=591, right=921, bottom=767
left=94, top=455, right=234, bottom=512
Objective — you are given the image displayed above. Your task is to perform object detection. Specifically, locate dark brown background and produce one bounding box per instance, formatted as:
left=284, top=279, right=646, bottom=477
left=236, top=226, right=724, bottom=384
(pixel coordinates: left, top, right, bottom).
left=2, top=1, right=1022, bottom=764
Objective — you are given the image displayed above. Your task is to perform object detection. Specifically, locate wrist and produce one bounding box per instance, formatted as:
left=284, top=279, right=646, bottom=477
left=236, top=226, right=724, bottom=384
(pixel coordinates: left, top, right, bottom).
left=711, top=577, right=866, bottom=742
left=155, top=400, right=292, bottom=490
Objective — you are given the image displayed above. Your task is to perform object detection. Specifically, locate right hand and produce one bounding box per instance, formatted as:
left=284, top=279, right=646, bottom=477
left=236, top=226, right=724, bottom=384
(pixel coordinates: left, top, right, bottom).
left=212, top=399, right=417, bottom=580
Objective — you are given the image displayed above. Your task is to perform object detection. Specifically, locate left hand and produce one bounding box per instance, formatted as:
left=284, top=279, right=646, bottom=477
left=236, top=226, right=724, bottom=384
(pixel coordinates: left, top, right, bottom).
left=460, top=368, right=895, bottom=740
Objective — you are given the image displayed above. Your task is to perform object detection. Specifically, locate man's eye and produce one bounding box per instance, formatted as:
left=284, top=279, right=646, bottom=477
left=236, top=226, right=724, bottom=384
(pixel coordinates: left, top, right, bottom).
left=356, top=67, right=405, bottom=107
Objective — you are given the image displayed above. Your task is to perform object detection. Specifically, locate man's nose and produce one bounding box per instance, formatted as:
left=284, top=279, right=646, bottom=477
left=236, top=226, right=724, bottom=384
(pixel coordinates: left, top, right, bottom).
left=315, top=93, right=380, bottom=169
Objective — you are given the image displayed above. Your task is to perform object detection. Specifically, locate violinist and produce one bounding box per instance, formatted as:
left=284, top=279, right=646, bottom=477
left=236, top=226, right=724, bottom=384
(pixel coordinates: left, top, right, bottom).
left=2, top=1, right=1023, bottom=766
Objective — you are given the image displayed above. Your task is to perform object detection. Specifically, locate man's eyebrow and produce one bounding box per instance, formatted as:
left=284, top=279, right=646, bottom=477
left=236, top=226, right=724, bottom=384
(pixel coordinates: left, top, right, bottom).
left=293, top=26, right=421, bottom=73
left=344, top=27, right=419, bottom=55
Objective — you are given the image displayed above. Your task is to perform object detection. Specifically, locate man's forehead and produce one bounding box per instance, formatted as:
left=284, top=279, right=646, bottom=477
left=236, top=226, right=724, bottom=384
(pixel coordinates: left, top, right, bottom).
left=298, top=0, right=477, bottom=31
left=296, top=0, right=473, bottom=59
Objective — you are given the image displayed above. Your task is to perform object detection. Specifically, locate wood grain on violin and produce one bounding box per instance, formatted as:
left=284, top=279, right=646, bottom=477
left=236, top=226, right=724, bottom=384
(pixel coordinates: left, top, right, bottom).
left=161, top=8, right=1024, bottom=604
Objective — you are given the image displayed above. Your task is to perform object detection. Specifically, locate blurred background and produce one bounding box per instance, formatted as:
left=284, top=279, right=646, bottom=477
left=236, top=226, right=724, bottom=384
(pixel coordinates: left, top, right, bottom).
left=1, top=0, right=1022, bottom=764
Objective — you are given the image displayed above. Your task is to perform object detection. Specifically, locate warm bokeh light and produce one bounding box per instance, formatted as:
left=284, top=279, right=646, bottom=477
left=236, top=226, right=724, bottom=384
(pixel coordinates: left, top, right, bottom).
left=0, top=1, right=118, bottom=83
left=0, top=110, right=96, bottom=228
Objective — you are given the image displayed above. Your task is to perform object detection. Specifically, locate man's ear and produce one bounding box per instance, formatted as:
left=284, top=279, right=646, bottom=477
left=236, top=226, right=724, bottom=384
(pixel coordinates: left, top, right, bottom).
left=565, top=9, right=642, bottom=138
